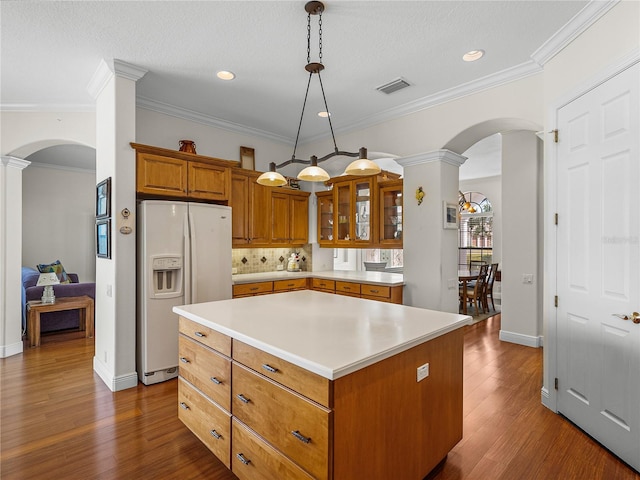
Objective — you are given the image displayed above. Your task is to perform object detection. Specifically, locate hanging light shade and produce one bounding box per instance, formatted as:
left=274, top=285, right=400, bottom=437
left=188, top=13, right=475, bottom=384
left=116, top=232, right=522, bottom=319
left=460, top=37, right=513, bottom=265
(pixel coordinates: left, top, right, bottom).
left=256, top=1, right=374, bottom=186
left=344, top=148, right=381, bottom=176
left=256, top=162, right=287, bottom=187
left=297, top=155, right=330, bottom=182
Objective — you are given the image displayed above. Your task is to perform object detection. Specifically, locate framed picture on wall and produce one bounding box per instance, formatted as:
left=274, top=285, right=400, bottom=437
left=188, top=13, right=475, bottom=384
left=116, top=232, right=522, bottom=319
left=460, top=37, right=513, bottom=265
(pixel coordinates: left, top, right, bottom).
left=240, top=146, right=255, bottom=170
left=443, top=202, right=458, bottom=230
left=96, top=177, right=111, bottom=219
left=96, top=219, right=111, bottom=259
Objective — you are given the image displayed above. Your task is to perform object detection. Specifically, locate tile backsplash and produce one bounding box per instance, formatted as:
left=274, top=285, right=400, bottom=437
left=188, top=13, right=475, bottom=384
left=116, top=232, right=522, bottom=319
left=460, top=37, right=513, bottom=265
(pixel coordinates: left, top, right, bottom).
left=232, top=245, right=312, bottom=274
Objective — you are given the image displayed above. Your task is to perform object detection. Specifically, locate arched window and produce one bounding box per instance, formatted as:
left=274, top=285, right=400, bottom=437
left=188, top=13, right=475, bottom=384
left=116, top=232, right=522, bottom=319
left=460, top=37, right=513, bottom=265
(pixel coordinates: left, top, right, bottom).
left=458, top=191, right=493, bottom=270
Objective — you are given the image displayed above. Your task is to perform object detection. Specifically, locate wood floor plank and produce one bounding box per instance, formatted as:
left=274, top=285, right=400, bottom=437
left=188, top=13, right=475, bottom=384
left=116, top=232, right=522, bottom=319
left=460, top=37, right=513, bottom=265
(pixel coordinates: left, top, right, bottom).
left=2, top=315, right=638, bottom=479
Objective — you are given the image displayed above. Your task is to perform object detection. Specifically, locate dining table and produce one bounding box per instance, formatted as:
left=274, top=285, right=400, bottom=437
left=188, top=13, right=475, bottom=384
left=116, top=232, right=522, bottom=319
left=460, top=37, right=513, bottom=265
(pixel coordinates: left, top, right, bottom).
left=458, top=270, right=479, bottom=315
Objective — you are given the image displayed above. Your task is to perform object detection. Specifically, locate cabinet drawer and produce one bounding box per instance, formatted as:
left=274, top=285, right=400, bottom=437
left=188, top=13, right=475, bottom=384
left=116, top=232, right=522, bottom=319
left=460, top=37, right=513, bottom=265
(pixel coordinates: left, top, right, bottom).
left=360, top=284, right=390, bottom=299
left=335, top=281, right=361, bottom=295
left=179, top=316, right=231, bottom=357
left=311, top=278, right=335, bottom=291
left=179, top=335, right=231, bottom=411
left=273, top=278, right=308, bottom=292
left=232, top=363, right=331, bottom=480
left=232, top=340, right=330, bottom=408
left=233, top=282, right=274, bottom=297
left=178, top=377, right=231, bottom=468
left=231, top=419, right=314, bottom=480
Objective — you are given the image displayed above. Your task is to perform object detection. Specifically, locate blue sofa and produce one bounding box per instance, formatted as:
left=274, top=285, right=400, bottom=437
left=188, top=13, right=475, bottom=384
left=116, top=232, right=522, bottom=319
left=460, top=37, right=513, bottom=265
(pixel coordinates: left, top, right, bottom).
left=21, top=267, right=96, bottom=334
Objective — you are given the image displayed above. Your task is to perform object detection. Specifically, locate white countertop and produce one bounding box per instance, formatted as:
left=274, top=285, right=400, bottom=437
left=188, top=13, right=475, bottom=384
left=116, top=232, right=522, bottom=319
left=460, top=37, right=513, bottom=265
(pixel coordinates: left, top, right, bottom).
left=173, top=290, right=470, bottom=380
left=232, top=270, right=404, bottom=286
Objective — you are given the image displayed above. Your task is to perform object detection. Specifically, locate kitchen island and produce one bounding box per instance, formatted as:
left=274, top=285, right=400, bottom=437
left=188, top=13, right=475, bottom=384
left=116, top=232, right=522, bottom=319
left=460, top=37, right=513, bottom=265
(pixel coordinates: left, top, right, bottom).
left=174, top=290, right=470, bottom=479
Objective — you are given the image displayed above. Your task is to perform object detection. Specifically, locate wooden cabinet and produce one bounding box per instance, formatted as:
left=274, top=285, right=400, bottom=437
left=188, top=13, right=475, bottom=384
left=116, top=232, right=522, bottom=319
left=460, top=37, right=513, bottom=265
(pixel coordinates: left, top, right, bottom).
left=311, top=278, right=403, bottom=304
left=273, top=278, right=308, bottom=292
left=230, top=171, right=271, bottom=246
left=317, top=171, right=401, bottom=248
left=177, top=317, right=233, bottom=469
left=379, top=179, right=403, bottom=247
left=132, top=143, right=234, bottom=202
left=232, top=281, right=274, bottom=298
left=270, top=190, right=309, bottom=245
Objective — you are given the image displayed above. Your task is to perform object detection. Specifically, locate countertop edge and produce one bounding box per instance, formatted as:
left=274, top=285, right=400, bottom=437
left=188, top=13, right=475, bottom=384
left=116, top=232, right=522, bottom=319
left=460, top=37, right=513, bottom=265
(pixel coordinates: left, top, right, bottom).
left=174, top=305, right=471, bottom=380
left=232, top=271, right=405, bottom=287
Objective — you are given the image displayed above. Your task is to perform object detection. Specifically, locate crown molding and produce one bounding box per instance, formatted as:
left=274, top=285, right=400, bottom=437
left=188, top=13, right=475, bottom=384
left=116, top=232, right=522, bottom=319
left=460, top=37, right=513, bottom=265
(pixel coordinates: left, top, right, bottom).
left=1, top=156, right=30, bottom=170
left=531, top=0, right=619, bottom=66
left=87, top=59, right=148, bottom=99
left=136, top=96, right=292, bottom=145
left=0, top=104, right=95, bottom=112
left=397, top=150, right=467, bottom=168
left=312, top=60, right=543, bottom=144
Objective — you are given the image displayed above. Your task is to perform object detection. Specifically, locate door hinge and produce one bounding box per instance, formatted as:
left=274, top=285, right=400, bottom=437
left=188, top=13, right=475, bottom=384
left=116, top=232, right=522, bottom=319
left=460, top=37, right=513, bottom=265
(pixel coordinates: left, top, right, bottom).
left=554, top=213, right=558, bottom=225
left=552, top=129, right=559, bottom=143
left=554, top=295, right=558, bottom=308
left=554, top=377, right=559, bottom=390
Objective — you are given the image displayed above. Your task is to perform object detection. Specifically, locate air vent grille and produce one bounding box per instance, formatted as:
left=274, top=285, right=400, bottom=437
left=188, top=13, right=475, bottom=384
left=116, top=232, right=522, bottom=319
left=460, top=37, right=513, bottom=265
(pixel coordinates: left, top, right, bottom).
left=376, top=78, right=411, bottom=95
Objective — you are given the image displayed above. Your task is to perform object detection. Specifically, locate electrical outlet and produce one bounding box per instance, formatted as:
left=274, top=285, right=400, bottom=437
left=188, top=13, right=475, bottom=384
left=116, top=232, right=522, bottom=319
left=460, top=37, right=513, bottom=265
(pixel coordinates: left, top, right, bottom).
left=276, top=265, right=284, bottom=271
left=232, top=268, right=238, bottom=274
left=417, top=363, right=429, bottom=382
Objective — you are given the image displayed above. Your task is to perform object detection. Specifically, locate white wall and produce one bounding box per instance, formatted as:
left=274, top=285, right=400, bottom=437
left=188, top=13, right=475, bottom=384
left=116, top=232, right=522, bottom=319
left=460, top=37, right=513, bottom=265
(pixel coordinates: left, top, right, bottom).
left=136, top=108, right=292, bottom=172
left=22, top=164, right=95, bottom=281
left=541, top=1, right=640, bottom=409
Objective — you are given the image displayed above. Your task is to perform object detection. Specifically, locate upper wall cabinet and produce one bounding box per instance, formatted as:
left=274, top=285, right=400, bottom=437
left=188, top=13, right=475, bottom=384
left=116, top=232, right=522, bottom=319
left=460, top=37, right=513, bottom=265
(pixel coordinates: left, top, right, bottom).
left=131, top=143, right=235, bottom=202
left=378, top=179, right=403, bottom=247
left=316, top=171, right=401, bottom=248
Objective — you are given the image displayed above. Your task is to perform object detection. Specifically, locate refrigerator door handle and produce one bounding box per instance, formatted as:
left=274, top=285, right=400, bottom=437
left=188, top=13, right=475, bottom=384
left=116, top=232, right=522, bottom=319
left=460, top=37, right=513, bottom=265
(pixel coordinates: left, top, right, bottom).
left=183, top=211, right=192, bottom=303
left=188, top=208, right=198, bottom=304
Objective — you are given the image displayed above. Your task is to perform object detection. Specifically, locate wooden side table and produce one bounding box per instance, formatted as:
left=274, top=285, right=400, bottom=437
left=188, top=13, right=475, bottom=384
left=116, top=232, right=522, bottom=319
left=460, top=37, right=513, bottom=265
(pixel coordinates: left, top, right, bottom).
left=27, top=295, right=94, bottom=347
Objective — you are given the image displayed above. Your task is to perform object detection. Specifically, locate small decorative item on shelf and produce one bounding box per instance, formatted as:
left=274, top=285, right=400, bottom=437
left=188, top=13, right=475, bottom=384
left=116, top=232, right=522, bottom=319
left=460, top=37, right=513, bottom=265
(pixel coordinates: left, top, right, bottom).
left=416, top=186, right=425, bottom=205
left=179, top=140, right=197, bottom=154
left=288, top=178, right=301, bottom=189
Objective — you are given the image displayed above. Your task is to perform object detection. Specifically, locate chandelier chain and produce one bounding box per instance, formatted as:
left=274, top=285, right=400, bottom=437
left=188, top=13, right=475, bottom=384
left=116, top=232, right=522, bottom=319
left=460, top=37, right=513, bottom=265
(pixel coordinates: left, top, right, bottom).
left=306, top=13, right=311, bottom=64
left=318, top=11, right=323, bottom=63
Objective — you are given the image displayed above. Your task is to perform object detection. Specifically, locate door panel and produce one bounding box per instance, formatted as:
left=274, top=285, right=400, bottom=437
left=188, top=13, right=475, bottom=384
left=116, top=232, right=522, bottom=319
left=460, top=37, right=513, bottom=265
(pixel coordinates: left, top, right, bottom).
left=556, top=63, right=639, bottom=471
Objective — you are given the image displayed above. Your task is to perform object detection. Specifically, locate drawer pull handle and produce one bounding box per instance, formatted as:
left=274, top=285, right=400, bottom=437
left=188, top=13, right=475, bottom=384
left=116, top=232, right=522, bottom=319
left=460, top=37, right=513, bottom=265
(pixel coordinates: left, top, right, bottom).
left=180, top=357, right=190, bottom=364
left=194, top=331, right=206, bottom=338
left=236, top=394, right=251, bottom=404
left=236, top=453, right=251, bottom=465
left=287, top=283, right=295, bottom=287
left=262, top=364, right=278, bottom=373
left=343, top=286, right=351, bottom=290
left=291, top=430, right=311, bottom=444
left=210, top=376, right=222, bottom=385
left=210, top=429, right=222, bottom=440
left=250, top=287, right=259, bottom=291
left=179, top=402, right=190, bottom=410
left=370, top=289, right=379, bottom=293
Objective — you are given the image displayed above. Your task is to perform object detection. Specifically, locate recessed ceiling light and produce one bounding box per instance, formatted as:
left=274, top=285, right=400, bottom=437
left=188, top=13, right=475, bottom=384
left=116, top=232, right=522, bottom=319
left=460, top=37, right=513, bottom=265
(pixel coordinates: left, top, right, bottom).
left=216, top=70, right=235, bottom=80
left=463, top=50, right=484, bottom=62
left=318, top=111, right=330, bottom=118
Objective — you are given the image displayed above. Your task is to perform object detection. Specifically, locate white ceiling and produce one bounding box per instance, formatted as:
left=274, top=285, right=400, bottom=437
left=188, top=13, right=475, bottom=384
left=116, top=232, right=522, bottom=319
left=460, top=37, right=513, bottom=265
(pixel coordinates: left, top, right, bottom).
left=2, top=1, right=601, bottom=173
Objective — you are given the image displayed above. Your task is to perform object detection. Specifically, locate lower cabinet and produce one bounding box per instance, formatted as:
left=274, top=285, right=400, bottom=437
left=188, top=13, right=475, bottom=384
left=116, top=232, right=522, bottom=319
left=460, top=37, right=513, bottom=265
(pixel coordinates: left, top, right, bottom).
left=178, top=316, right=463, bottom=480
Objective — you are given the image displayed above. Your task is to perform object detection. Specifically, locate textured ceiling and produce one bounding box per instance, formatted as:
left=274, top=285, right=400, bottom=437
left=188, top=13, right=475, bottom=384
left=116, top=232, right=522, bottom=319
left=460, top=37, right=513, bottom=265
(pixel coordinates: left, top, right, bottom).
left=2, top=0, right=594, bottom=148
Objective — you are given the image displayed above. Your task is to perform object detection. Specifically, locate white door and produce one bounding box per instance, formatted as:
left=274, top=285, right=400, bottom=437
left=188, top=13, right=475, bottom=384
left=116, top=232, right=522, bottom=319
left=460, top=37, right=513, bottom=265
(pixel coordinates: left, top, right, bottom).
left=556, top=62, right=639, bottom=471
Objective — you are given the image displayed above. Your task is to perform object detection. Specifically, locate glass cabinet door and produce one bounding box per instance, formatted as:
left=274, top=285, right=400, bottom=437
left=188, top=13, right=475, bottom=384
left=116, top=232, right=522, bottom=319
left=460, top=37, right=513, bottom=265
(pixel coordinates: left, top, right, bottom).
left=317, top=192, right=334, bottom=244
left=380, top=183, right=403, bottom=245
left=336, top=183, right=351, bottom=242
left=354, top=180, right=371, bottom=243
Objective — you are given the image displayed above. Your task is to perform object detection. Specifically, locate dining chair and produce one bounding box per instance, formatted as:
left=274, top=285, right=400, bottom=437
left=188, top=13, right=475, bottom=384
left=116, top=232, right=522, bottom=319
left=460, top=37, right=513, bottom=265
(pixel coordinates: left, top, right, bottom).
left=460, top=264, right=488, bottom=315
left=484, top=263, right=499, bottom=312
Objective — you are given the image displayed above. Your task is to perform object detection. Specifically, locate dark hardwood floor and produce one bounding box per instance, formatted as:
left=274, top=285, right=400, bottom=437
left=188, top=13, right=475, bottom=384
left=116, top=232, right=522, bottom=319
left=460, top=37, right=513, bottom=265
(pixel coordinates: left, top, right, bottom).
left=1, top=316, right=638, bottom=479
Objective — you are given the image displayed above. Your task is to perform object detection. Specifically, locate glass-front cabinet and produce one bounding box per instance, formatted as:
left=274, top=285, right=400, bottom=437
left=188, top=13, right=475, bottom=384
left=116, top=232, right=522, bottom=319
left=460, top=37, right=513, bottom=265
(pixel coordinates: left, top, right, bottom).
left=316, top=171, right=402, bottom=248
left=317, top=190, right=334, bottom=246
left=379, top=179, right=403, bottom=246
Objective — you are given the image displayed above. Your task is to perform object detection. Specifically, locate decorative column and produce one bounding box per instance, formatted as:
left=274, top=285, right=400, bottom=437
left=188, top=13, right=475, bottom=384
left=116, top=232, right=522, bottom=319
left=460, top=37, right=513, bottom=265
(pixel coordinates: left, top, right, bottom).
left=0, top=156, right=30, bottom=357
left=397, top=150, right=466, bottom=312
left=87, top=59, right=147, bottom=391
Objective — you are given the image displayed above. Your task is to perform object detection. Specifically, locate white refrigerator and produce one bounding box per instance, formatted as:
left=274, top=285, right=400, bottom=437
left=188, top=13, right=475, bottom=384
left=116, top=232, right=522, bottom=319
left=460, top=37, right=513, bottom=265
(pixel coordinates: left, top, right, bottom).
left=137, top=200, right=232, bottom=385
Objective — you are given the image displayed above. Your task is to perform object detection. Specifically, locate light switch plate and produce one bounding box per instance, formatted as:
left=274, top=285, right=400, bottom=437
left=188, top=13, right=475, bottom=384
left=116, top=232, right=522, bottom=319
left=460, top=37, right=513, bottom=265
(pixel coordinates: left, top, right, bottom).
left=417, top=363, right=429, bottom=382
left=277, top=265, right=284, bottom=271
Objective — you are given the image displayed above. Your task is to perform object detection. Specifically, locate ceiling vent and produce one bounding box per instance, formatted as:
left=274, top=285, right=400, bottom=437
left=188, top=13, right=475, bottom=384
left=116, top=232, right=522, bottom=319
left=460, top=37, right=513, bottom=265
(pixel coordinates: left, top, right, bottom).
left=376, top=78, right=411, bottom=95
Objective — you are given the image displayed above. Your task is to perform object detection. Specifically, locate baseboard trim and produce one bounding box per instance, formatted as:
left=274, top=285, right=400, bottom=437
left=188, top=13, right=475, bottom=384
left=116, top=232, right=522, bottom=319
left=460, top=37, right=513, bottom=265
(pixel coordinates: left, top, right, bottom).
left=0, top=340, right=24, bottom=358
left=93, top=357, right=139, bottom=392
left=499, top=329, right=542, bottom=348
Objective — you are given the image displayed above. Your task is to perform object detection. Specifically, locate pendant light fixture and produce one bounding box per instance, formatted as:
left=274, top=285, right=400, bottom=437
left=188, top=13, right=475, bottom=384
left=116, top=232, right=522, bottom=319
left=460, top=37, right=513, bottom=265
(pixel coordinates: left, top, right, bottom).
left=256, top=1, right=379, bottom=187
